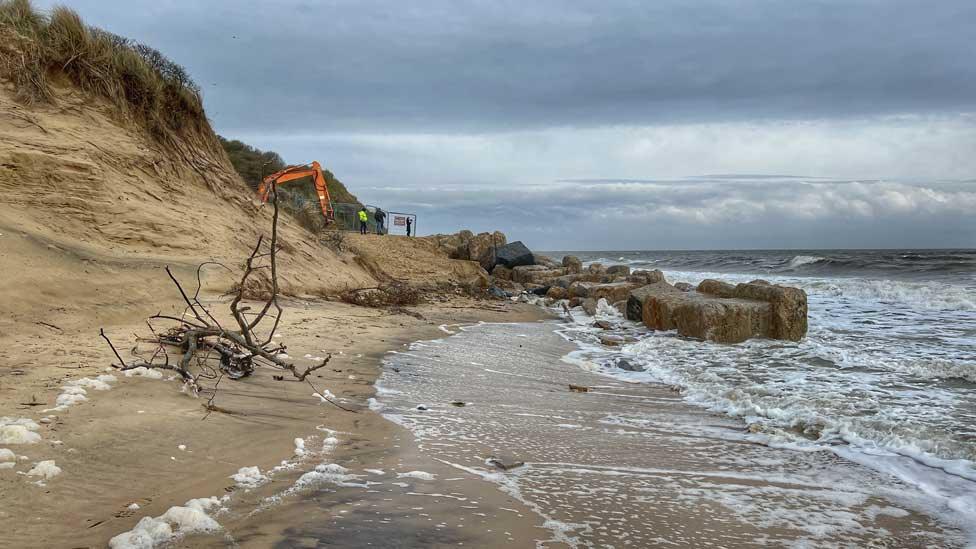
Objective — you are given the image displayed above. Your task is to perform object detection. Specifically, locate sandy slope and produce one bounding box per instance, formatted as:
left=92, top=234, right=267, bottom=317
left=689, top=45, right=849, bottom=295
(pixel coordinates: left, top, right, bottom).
left=0, top=77, right=512, bottom=547
left=0, top=81, right=486, bottom=316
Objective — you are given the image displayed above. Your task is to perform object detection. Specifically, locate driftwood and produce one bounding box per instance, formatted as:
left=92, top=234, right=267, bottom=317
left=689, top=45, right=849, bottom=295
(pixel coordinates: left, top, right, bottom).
left=100, top=184, right=352, bottom=413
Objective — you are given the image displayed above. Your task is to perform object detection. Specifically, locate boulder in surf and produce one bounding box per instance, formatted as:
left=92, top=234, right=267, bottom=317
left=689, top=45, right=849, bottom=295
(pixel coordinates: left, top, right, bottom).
left=626, top=282, right=681, bottom=322
left=630, top=279, right=808, bottom=343
left=733, top=280, right=808, bottom=341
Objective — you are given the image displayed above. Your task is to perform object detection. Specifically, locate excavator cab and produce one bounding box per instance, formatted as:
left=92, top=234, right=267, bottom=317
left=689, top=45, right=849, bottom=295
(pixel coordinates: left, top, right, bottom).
left=256, top=161, right=335, bottom=223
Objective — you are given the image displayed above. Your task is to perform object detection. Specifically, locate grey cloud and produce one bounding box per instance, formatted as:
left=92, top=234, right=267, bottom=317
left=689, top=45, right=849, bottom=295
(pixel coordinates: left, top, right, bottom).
left=33, top=1, right=976, bottom=249
left=357, top=178, right=976, bottom=250
left=238, top=117, right=975, bottom=248
left=39, top=0, right=976, bottom=133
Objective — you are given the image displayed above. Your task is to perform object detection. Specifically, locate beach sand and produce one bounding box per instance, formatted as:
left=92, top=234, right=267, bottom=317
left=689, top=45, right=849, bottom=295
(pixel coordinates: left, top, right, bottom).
left=0, top=294, right=554, bottom=548
left=3, top=290, right=964, bottom=548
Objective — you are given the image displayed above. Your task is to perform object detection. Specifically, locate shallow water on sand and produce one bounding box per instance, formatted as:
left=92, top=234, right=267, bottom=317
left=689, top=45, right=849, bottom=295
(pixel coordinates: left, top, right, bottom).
left=375, top=321, right=967, bottom=548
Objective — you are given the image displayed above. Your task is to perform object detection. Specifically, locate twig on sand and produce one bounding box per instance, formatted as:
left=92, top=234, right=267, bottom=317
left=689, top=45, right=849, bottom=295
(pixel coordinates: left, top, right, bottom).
left=306, top=376, right=357, bottom=413
left=561, top=302, right=575, bottom=323
left=100, top=328, right=128, bottom=367
left=201, top=372, right=224, bottom=420
left=98, top=185, right=352, bottom=412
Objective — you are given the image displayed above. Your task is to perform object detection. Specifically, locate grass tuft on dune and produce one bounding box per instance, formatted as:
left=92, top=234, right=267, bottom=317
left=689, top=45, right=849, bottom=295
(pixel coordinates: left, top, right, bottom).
left=0, top=0, right=210, bottom=142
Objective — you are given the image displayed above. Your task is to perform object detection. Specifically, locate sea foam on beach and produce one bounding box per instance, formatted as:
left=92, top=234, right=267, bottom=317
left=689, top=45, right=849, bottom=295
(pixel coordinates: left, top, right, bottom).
left=375, top=259, right=975, bottom=547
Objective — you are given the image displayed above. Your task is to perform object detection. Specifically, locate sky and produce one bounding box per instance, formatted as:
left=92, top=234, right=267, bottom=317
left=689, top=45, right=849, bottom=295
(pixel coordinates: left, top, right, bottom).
left=41, top=0, right=976, bottom=250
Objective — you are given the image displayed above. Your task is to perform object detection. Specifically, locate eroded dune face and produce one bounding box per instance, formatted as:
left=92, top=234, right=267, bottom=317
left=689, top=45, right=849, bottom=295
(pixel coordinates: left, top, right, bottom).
left=0, top=82, right=491, bottom=330
left=0, top=83, right=376, bottom=310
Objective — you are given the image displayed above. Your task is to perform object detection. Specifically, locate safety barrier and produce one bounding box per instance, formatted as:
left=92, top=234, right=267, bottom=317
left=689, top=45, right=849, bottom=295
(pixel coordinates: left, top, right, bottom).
left=311, top=200, right=417, bottom=235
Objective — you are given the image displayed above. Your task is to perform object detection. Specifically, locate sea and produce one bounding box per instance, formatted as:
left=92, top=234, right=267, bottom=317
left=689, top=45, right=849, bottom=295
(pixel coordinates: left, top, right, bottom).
left=373, top=249, right=976, bottom=547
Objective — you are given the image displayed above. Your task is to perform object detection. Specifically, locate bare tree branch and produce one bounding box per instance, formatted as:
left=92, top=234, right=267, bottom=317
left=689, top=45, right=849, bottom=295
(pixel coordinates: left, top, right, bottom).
left=99, top=183, right=352, bottom=413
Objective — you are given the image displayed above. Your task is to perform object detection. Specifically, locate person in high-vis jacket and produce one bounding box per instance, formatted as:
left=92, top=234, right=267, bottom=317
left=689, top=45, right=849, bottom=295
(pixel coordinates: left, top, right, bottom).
left=358, top=208, right=369, bottom=234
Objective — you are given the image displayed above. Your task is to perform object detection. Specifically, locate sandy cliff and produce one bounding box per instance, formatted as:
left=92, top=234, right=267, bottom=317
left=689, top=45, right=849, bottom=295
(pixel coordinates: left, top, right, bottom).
left=0, top=81, right=487, bottom=333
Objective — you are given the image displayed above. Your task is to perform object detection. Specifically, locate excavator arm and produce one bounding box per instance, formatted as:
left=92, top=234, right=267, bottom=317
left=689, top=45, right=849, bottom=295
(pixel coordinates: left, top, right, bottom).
left=256, top=161, right=334, bottom=222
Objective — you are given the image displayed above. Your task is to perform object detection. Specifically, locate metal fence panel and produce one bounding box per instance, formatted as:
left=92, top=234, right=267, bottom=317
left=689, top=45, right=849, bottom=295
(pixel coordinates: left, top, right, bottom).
left=275, top=193, right=417, bottom=235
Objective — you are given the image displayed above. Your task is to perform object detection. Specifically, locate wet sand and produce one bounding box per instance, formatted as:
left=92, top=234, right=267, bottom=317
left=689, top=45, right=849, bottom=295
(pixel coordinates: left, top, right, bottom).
left=373, top=320, right=966, bottom=548
left=0, top=296, right=555, bottom=548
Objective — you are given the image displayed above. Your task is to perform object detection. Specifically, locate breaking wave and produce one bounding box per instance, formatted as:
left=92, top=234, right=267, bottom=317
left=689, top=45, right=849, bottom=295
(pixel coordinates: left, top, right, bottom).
left=786, top=255, right=827, bottom=269
left=552, top=296, right=976, bottom=542
left=552, top=248, right=976, bottom=282
left=799, top=277, right=976, bottom=311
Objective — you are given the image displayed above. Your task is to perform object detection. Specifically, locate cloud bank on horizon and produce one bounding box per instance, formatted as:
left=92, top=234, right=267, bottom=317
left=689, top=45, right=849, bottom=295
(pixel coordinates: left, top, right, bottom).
left=42, top=0, right=976, bottom=249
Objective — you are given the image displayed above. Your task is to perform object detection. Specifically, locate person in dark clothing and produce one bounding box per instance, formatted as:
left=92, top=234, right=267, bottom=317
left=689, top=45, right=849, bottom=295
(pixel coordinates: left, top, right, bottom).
left=406, top=217, right=413, bottom=237
left=358, top=207, right=369, bottom=234
left=374, top=208, right=387, bottom=235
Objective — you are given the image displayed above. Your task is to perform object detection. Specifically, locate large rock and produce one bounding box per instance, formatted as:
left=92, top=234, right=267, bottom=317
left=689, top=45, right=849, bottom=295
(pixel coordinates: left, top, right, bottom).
left=568, top=281, right=598, bottom=298
left=511, top=264, right=546, bottom=281
left=512, top=265, right=564, bottom=284
left=629, top=269, right=666, bottom=285
left=494, top=241, right=535, bottom=269
left=733, top=280, right=808, bottom=341
left=431, top=230, right=505, bottom=270
left=697, top=279, right=736, bottom=298
left=644, top=292, right=771, bottom=343
left=559, top=271, right=605, bottom=285
left=469, top=231, right=507, bottom=270
left=535, top=255, right=560, bottom=268
left=430, top=233, right=466, bottom=257
left=562, top=255, right=582, bottom=274
left=590, top=282, right=642, bottom=304
left=491, top=264, right=513, bottom=281
left=553, top=274, right=582, bottom=288
left=626, top=282, right=681, bottom=322
left=607, top=265, right=631, bottom=277
left=628, top=279, right=808, bottom=343
left=546, top=286, right=568, bottom=300
left=587, top=263, right=606, bottom=276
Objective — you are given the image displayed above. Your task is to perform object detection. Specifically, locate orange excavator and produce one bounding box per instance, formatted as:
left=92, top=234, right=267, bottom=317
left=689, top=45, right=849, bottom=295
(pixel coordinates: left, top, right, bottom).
left=256, top=161, right=334, bottom=223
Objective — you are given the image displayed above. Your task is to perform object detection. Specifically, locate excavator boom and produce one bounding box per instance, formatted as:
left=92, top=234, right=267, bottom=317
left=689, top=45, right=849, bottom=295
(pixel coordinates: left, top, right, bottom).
left=256, top=161, right=334, bottom=223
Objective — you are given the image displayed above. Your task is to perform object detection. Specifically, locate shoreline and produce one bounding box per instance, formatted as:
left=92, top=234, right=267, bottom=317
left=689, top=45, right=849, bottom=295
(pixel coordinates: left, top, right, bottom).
left=374, top=314, right=970, bottom=548
left=0, top=296, right=553, bottom=548
left=3, top=267, right=972, bottom=548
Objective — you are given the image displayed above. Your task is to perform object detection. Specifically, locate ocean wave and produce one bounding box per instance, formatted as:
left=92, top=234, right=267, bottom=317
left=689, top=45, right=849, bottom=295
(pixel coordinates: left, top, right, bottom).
left=786, top=255, right=827, bottom=269
left=661, top=269, right=976, bottom=311
left=558, top=249, right=976, bottom=281
left=879, top=360, right=976, bottom=384
left=552, top=308, right=976, bottom=539
left=803, top=278, right=976, bottom=311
